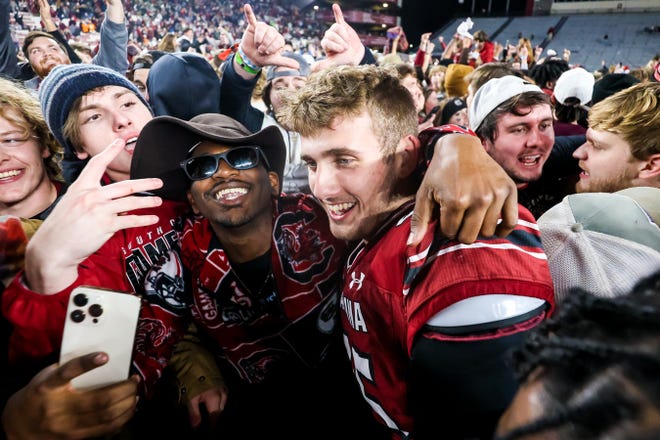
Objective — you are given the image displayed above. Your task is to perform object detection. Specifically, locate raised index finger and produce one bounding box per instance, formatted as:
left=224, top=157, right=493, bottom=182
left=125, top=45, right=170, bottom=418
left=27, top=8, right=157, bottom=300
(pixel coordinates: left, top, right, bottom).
left=332, top=3, right=345, bottom=25
left=73, top=138, right=124, bottom=187
left=243, top=3, right=257, bottom=28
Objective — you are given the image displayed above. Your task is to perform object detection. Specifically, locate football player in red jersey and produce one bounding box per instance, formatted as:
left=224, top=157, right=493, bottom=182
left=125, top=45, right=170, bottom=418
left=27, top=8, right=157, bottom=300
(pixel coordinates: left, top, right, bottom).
left=134, top=6, right=524, bottom=438
left=283, top=64, right=555, bottom=440
left=3, top=9, right=523, bottom=439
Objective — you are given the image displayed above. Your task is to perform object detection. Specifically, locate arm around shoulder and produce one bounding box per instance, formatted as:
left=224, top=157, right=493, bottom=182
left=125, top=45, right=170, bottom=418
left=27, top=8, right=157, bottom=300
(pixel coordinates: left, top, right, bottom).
left=410, top=127, right=518, bottom=245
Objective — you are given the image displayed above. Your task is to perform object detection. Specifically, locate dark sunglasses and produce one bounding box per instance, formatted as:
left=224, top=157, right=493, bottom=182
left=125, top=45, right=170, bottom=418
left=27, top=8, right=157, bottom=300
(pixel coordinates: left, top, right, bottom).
left=180, top=145, right=271, bottom=181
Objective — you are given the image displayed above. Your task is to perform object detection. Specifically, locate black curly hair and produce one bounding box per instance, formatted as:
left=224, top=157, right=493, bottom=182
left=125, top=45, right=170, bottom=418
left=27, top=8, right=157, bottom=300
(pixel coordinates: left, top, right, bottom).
left=495, top=270, right=660, bottom=440
left=528, top=58, right=569, bottom=90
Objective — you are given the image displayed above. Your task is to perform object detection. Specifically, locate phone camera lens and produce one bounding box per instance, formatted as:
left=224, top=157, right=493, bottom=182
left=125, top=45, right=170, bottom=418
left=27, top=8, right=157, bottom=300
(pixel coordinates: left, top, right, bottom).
left=70, top=309, right=85, bottom=323
left=73, top=293, right=88, bottom=307
left=88, top=304, right=103, bottom=318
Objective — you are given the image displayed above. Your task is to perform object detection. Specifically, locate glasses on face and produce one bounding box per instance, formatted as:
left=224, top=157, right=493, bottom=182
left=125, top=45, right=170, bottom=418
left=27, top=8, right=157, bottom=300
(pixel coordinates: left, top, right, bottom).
left=180, top=145, right=271, bottom=181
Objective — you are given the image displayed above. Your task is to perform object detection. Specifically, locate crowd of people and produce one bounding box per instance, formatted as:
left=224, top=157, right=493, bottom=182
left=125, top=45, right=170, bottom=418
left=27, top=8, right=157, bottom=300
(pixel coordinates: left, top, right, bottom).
left=1, top=0, right=659, bottom=439
left=7, top=0, right=327, bottom=71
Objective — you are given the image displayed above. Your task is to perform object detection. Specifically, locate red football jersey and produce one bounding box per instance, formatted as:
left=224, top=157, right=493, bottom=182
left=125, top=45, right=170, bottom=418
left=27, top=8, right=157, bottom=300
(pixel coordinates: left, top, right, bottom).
left=181, top=193, right=348, bottom=383
left=3, top=199, right=190, bottom=396
left=340, top=201, right=555, bottom=438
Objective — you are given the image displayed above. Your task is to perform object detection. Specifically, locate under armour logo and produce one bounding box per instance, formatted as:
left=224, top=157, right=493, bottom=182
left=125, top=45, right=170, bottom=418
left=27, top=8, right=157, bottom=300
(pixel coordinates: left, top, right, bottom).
left=349, top=271, right=365, bottom=290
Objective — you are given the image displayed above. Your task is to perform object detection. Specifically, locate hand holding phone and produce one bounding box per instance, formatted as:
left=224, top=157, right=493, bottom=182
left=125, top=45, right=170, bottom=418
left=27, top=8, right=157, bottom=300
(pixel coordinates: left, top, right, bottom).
left=3, top=352, right=139, bottom=439
left=59, top=287, right=141, bottom=390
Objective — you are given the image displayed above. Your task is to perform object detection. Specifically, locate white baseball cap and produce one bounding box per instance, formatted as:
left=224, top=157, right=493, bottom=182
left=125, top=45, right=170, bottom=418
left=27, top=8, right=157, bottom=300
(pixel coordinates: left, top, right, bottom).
left=553, top=67, right=594, bottom=105
left=468, top=75, right=544, bottom=131
left=538, top=187, right=660, bottom=303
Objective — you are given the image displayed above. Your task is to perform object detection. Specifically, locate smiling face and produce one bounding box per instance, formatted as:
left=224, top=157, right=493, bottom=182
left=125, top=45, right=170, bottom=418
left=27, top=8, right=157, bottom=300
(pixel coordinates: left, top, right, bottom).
left=73, top=86, right=153, bottom=182
left=186, top=142, right=279, bottom=229
left=0, top=110, right=53, bottom=217
left=573, top=128, right=644, bottom=193
left=26, top=36, right=70, bottom=78
left=301, top=112, right=413, bottom=243
left=482, top=104, right=554, bottom=185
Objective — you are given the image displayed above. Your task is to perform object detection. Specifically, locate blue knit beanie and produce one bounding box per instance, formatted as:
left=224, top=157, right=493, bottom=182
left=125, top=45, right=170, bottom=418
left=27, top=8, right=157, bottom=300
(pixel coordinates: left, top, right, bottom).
left=39, top=64, right=152, bottom=156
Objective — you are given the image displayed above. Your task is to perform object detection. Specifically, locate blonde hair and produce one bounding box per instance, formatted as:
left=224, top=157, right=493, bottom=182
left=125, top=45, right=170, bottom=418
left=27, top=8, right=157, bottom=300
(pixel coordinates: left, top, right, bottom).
left=517, top=37, right=535, bottom=65
left=588, top=82, right=660, bottom=161
left=428, top=65, right=447, bottom=77
left=379, top=53, right=403, bottom=66
left=280, top=64, right=418, bottom=157
left=0, top=78, right=63, bottom=181
left=157, top=33, right=177, bottom=52
left=629, top=67, right=651, bottom=83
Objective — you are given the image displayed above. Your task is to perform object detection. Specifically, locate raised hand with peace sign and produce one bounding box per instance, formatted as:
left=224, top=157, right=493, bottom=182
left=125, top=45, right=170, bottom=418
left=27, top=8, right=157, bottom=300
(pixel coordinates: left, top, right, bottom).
left=24, top=138, right=163, bottom=294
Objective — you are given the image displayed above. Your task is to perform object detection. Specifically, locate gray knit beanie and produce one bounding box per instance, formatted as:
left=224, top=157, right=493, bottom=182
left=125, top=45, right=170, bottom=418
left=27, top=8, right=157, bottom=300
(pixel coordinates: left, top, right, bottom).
left=265, top=52, right=311, bottom=82
left=39, top=64, right=151, bottom=156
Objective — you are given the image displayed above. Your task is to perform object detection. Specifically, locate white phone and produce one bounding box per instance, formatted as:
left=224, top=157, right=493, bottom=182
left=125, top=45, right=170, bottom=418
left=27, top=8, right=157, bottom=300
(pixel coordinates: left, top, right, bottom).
left=59, top=286, right=141, bottom=390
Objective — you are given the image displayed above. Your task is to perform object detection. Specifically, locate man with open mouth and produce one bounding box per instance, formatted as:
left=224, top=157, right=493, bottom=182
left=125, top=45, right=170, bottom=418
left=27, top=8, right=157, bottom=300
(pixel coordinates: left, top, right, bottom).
left=469, top=75, right=555, bottom=194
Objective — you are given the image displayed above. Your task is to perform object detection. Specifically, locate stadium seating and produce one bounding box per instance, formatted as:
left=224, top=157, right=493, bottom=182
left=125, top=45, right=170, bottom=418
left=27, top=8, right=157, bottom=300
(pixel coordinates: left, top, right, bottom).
left=432, top=13, right=659, bottom=72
